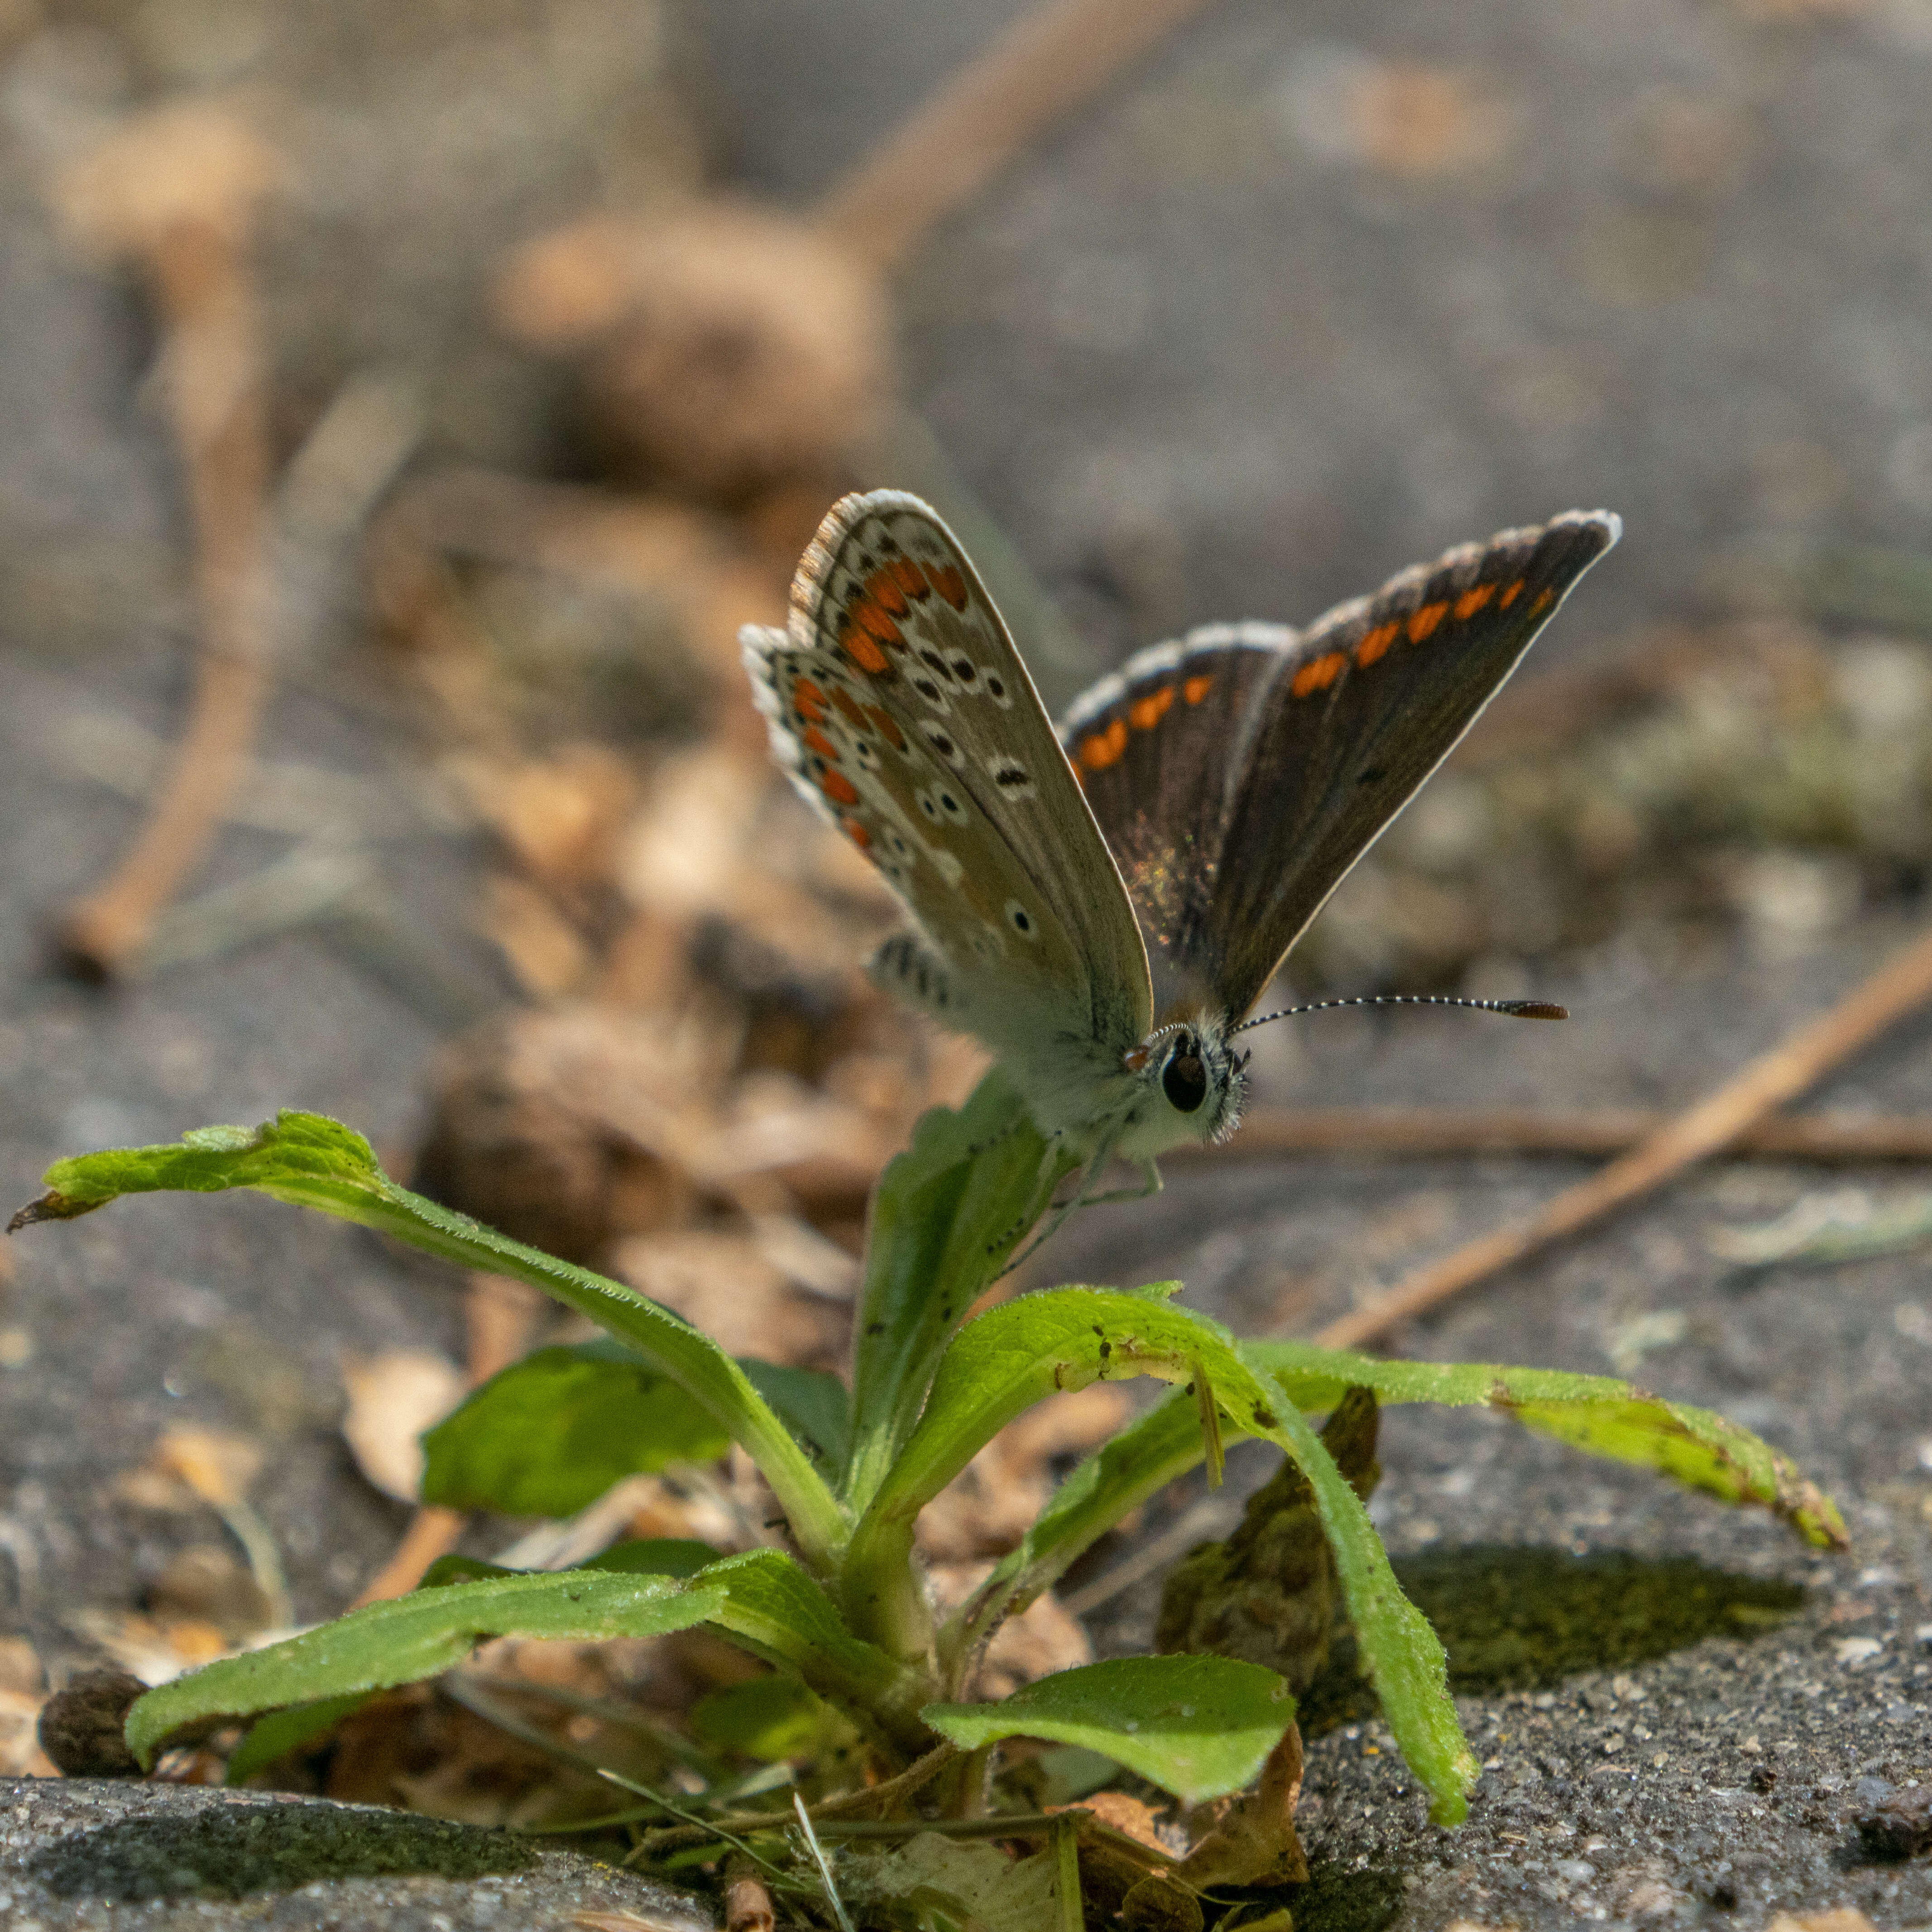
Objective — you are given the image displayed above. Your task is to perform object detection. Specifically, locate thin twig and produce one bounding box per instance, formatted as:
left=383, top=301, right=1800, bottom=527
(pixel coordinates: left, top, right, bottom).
left=52, top=111, right=279, bottom=978
left=1182, top=1105, right=1932, bottom=1165
left=815, top=0, right=1217, bottom=269
left=349, top=1505, right=467, bottom=1607
left=1313, top=924, right=1932, bottom=1352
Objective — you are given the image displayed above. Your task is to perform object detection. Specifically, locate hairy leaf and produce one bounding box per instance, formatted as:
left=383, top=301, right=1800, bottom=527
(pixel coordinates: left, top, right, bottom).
left=923, top=1655, right=1292, bottom=1806
left=128, top=1570, right=724, bottom=1767
left=422, top=1343, right=729, bottom=1516
left=11, top=1112, right=847, bottom=1570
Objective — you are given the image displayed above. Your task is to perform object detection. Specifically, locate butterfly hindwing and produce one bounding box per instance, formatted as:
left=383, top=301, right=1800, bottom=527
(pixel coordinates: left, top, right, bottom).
left=1212, top=511, right=1620, bottom=1019
left=1058, top=626, right=1284, bottom=1018
left=742, top=491, right=1153, bottom=1060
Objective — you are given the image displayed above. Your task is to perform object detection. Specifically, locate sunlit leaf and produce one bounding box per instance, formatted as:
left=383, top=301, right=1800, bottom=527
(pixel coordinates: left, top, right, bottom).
left=923, top=1655, right=1292, bottom=1806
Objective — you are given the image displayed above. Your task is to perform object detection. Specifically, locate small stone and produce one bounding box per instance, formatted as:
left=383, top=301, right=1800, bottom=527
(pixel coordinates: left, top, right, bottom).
left=1855, top=1787, right=1932, bottom=1860
left=1835, top=1636, right=1883, bottom=1665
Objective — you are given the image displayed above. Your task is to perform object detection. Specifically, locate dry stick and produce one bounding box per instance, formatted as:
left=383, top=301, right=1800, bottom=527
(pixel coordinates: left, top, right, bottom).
left=57, top=209, right=273, bottom=977
left=815, top=0, right=1217, bottom=268
left=1312, top=925, right=1932, bottom=1353
left=1184, top=1105, right=1932, bottom=1165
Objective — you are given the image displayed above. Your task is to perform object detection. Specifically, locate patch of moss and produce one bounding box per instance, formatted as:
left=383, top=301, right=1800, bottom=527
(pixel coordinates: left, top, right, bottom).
left=29, top=1801, right=537, bottom=1900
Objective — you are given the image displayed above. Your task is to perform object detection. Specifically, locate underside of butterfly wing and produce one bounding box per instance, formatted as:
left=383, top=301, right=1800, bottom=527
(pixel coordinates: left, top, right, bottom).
left=742, top=491, right=1154, bottom=1077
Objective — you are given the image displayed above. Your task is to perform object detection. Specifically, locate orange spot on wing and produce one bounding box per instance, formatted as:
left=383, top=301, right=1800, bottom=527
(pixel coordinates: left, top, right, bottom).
left=866, top=705, right=906, bottom=750
left=887, top=557, right=930, bottom=600
left=1529, top=586, right=1555, bottom=616
left=793, top=678, right=828, bottom=722
left=1182, top=673, right=1214, bottom=705
left=821, top=769, right=860, bottom=807
left=1079, top=718, right=1129, bottom=772
left=1407, top=601, right=1449, bottom=643
left=1129, top=686, right=1175, bottom=731
left=866, top=568, right=909, bottom=618
left=929, top=564, right=969, bottom=610
left=1499, top=578, right=1525, bottom=609
left=853, top=598, right=905, bottom=650
left=1454, top=584, right=1496, bottom=621
left=831, top=686, right=868, bottom=727
left=1356, top=620, right=1400, bottom=667
left=841, top=815, right=871, bottom=849
left=1291, top=651, right=1347, bottom=698
left=802, top=725, right=838, bottom=760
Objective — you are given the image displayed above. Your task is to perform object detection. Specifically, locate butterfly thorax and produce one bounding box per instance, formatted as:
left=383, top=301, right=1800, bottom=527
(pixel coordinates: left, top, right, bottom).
left=1008, top=1007, right=1247, bottom=1162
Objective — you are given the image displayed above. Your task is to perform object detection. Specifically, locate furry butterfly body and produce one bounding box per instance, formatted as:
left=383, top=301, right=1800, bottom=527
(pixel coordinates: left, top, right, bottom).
left=743, top=491, right=1618, bottom=1182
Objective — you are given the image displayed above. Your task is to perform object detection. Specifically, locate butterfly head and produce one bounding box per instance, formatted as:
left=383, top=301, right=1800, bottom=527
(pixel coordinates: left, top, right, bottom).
left=1120, top=1015, right=1246, bottom=1153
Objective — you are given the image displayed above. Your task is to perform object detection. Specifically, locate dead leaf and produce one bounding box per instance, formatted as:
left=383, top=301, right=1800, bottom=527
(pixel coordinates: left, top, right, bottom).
left=151, top=1426, right=263, bottom=1509
left=0, top=1636, right=42, bottom=1695
left=147, top=1544, right=273, bottom=1640
left=611, top=1230, right=836, bottom=1365
left=480, top=873, right=592, bottom=997
left=1177, top=1724, right=1307, bottom=1889
left=340, top=1350, right=467, bottom=1503
left=0, top=1686, right=56, bottom=1777
left=1349, top=63, right=1509, bottom=177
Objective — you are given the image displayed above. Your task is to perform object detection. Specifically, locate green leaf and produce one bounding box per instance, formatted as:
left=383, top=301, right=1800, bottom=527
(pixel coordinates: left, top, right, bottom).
left=738, top=1359, right=851, bottom=1472
left=849, top=1287, right=1477, bottom=1822
left=419, top=1538, right=719, bottom=1590
left=126, top=1569, right=725, bottom=1768
left=11, top=1112, right=847, bottom=1573
left=923, top=1655, right=1293, bottom=1806
left=1246, top=1342, right=1847, bottom=1548
left=843, top=1073, right=1073, bottom=1515
left=421, top=1343, right=729, bottom=1516
left=690, top=1675, right=845, bottom=1761
left=224, top=1691, right=374, bottom=1785
left=690, top=1550, right=926, bottom=1752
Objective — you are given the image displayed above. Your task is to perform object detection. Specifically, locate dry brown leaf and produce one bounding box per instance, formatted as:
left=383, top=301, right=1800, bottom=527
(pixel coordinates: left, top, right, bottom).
left=416, top=1004, right=709, bottom=1266
left=0, top=1635, right=41, bottom=1696
left=1177, top=1724, right=1307, bottom=1889
left=920, top=1386, right=1132, bottom=1561
left=148, top=1544, right=273, bottom=1641
left=66, top=1608, right=237, bottom=1684
left=151, top=1425, right=263, bottom=1509
left=1060, top=1789, right=1168, bottom=1852
left=53, top=102, right=281, bottom=259
left=1766, top=1914, right=1881, bottom=1932
left=1349, top=63, right=1509, bottom=177
left=456, top=744, right=641, bottom=887
left=340, top=1350, right=467, bottom=1504
left=617, top=746, right=767, bottom=923
left=480, top=873, right=592, bottom=998
left=612, top=1230, right=836, bottom=1365
left=0, top=1686, right=56, bottom=1777
left=465, top=1272, right=547, bottom=1384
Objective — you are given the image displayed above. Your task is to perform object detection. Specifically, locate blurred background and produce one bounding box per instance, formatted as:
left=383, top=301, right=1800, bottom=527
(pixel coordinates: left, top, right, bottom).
left=0, top=0, right=1929, bottom=1840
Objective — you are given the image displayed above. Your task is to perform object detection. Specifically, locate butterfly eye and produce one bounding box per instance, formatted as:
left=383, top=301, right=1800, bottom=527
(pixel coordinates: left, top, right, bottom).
left=1162, top=1049, right=1208, bottom=1113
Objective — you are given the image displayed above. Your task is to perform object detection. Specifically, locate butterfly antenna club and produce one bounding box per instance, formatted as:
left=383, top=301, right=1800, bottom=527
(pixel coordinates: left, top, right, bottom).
left=1232, top=994, right=1568, bottom=1034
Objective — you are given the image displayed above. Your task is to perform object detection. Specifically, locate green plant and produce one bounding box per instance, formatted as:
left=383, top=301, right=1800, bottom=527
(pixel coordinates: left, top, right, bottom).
left=10, top=1076, right=1845, bottom=1927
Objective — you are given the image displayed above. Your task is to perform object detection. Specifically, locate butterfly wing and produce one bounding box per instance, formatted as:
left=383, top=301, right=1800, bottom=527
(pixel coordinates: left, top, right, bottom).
left=1061, top=511, right=1620, bottom=1024
left=1059, top=624, right=1285, bottom=1019
left=742, top=491, right=1153, bottom=1061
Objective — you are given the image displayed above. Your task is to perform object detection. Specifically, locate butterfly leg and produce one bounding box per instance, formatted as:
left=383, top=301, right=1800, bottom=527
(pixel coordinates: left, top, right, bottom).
left=1072, top=1156, right=1164, bottom=1208
left=997, top=1137, right=1154, bottom=1279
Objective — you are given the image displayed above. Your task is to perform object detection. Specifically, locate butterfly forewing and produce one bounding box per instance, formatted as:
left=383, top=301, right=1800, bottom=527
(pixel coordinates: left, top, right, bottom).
left=1209, top=511, right=1620, bottom=1020
left=742, top=491, right=1153, bottom=1059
